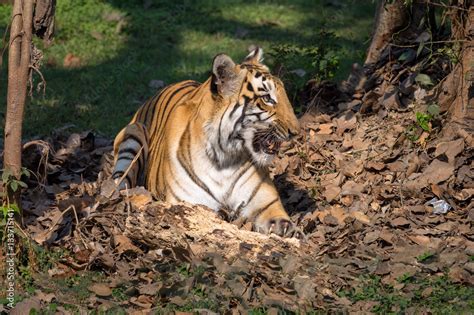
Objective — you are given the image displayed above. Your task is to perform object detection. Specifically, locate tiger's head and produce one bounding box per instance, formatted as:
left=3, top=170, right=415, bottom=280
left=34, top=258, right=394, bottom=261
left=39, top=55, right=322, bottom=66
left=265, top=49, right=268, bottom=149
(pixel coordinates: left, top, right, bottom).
left=206, top=47, right=300, bottom=167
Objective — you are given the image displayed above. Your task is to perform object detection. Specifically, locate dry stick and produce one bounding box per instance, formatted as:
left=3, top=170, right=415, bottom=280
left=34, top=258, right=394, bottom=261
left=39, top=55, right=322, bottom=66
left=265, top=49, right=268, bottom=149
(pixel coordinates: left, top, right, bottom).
left=22, top=140, right=51, bottom=190
left=124, top=182, right=131, bottom=217
left=13, top=221, right=30, bottom=239
left=85, top=146, right=145, bottom=227
left=29, top=65, right=47, bottom=95
left=44, top=205, right=87, bottom=248
left=115, top=145, right=144, bottom=189
left=426, top=0, right=469, bottom=12
left=389, top=39, right=469, bottom=48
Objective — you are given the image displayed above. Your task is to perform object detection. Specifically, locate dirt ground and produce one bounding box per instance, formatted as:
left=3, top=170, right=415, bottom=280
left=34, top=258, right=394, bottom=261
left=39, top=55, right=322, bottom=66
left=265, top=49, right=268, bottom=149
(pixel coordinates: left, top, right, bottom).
left=2, top=67, right=472, bottom=313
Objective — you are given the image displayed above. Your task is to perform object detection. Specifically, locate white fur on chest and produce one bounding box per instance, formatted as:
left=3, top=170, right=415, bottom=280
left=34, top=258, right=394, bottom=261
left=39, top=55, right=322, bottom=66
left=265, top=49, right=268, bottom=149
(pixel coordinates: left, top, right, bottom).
left=167, top=140, right=254, bottom=212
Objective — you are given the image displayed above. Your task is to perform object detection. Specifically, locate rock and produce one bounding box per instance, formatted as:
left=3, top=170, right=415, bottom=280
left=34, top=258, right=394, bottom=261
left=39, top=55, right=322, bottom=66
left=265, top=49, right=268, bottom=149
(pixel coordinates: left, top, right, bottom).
left=148, top=80, right=165, bottom=89
left=88, top=283, right=112, bottom=297
left=464, top=262, right=474, bottom=274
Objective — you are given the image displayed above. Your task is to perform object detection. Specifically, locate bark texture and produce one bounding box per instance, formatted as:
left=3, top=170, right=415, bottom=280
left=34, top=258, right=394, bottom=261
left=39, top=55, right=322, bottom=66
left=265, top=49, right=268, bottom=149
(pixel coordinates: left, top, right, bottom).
left=4, top=0, right=34, bottom=190
left=440, top=2, right=474, bottom=134
left=3, top=0, right=55, bottom=210
left=364, top=1, right=409, bottom=66
left=364, top=1, right=472, bottom=131
left=365, top=1, right=430, bottom=67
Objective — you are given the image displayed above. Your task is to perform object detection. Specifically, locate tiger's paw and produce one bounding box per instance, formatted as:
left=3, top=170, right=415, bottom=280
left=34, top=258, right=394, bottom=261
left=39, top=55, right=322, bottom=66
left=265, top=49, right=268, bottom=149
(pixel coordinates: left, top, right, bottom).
left=255, top=217, right=304, bottom=239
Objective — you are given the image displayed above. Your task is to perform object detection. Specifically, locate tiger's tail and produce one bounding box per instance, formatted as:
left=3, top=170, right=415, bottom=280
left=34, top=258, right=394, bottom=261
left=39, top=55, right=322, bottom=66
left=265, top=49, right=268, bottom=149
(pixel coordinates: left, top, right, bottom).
left=112, top=122, right=149, bottom=190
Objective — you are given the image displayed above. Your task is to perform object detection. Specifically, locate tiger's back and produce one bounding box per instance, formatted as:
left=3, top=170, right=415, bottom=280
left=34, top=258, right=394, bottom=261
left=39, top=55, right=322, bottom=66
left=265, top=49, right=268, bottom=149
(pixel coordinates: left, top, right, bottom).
left=113, top=80, right=199, bottom=193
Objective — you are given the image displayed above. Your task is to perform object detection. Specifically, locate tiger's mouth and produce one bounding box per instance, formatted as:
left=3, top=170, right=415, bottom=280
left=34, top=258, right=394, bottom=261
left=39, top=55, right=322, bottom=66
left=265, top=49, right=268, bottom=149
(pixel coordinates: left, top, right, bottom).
left=252, top=133, right=282, bottom=155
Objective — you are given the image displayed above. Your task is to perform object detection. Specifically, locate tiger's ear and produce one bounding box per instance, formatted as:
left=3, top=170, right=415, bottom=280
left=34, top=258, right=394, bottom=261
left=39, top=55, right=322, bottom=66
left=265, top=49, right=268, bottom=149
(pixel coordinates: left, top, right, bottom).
left=244, top=45, right=264, bottom=64
left=212, top=54, right=239, bottom=97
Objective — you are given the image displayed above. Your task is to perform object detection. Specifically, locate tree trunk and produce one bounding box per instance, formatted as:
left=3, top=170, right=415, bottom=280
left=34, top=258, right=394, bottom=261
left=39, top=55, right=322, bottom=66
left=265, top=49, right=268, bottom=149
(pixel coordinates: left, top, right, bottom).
left=365, top=0, right=430, bottom=67
left=360, top=0, right=472, bottom=133
left=364, top=1, right=409, bottom=66
left=439, top=2, right=473, bottom=138
left=4, top=0, right=34, bottom=208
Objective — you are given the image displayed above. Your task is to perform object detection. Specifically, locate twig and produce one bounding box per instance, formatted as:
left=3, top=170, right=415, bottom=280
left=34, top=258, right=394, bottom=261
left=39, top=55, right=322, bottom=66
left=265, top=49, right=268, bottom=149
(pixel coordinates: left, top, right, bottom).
left=389, top=39, right=468, bottom=48
left=45, top=205, right=87, bottom=248
left=115, top=146, right=144, bottom=188
left=29, top=65, right=47, bottom=95
left=22, top=140, right=51, bottom=191
left=426, top=1, right=468, bottom=12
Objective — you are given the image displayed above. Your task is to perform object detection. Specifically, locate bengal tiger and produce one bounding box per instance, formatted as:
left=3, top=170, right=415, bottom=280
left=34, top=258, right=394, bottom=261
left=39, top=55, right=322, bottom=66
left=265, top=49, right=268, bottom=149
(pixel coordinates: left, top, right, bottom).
left=112, top=47, right=301, bottom=237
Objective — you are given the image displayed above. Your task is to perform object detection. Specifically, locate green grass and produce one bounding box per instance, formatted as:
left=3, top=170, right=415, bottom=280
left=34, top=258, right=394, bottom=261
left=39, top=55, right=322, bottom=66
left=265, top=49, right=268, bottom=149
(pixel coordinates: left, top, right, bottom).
left=339, top=274, right=474, bottom=314
left=0, top=0, right=375, bottom=139
left=417, top=251, right=436, bottom=263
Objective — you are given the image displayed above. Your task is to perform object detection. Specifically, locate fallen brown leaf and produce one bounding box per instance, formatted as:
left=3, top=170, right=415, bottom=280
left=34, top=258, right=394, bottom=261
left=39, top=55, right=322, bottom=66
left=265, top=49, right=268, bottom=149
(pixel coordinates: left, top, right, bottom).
left=88, top=283, right=112, bottom=297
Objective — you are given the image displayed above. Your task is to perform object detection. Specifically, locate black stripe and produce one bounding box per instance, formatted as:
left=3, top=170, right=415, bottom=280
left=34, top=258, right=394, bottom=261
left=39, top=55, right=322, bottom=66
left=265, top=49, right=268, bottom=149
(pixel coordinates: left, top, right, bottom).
left=150, top=82, right=198, bottom=141
left=257, top=87, right=266, bottom=92
left=116, top=155, right=133, bottom=162
left=140, top=87, right=166, bottom=123
left=112, top=170, right=124, bottom=179
left=231, top=96, right=250, bottom=132
left=261, top=112, right=275, bottom=122
left=167, top=167, right=187, bottom=202
left=247, top=82, right=254, bottom=92
left=228, top=102, right=241, bottom=119
left=145, top=90, right=170, bottom=127
left=217, top=109, right=226, bottom=153
left=255, top=71, right=262, bottom=78
left=123, top=133, right=144, bottom=148
left=246, top=112, right=262, bottom=120
left=150, top=86, right=197, bottom=176
left=247, top=180, right=263, bottom=205
left=147, top=83, right=184, bottom=138
left=120, top=152, right=143, bottom=174
left=177, top=124, right=219, bottom=203
left=251, top=198, right=278, bottom=220
left=118, top=147, right=139, bottom=155
left=168, top=186, right=182, bottom=202
left=117, top=145, right=144, bottom=176
left=150, top=86, right=196, bottom=147
left=225, top=163, right=252, bottom=200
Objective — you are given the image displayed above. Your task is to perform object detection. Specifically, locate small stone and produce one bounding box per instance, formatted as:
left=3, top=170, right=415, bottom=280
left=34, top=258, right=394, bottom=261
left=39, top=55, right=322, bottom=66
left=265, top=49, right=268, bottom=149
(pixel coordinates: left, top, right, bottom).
left=88, top=283, right=112, bottom=297
left=421, top=287, right=433, bottom=298
left=148, top=80, right=165, bottom=89
left=464, top=262, right=474, bottom=274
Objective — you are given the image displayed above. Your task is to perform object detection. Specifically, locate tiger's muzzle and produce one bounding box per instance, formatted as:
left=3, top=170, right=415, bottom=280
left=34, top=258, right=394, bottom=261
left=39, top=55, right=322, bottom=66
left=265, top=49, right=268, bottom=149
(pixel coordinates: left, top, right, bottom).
left=251, top=129, right=285, bottom=155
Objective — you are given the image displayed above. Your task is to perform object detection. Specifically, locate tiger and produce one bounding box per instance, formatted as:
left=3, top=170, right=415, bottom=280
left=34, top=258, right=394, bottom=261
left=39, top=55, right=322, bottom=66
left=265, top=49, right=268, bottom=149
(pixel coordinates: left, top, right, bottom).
left=112, top=46, right=301, bottom=237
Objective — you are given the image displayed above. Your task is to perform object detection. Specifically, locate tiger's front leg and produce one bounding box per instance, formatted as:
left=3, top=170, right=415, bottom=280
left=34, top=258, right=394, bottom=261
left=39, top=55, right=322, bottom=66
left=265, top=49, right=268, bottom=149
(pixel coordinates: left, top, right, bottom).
left=253, top=198, right=298, bottom=237
left=237, top=177, right=303, bottom=238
